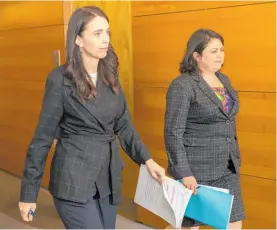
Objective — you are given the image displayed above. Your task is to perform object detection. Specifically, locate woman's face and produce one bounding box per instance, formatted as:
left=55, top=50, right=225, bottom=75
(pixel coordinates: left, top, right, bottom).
left=194, top=38, right=225, bottom=73
left=76, top=16, right=110, bottom=60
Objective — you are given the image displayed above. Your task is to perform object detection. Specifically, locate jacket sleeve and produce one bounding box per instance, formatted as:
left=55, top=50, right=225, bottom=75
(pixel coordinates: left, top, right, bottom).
left=113, top=88, right=151, bottom=165
left=164, top=79, right=193, bottom=179
left=20, top=70, right=64, bottom=202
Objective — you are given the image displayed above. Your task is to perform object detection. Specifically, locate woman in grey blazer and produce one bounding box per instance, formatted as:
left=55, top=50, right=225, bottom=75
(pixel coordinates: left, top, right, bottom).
left=164, top=29, right=245, bottom=229
left=18, top=6, right=165, bottom=229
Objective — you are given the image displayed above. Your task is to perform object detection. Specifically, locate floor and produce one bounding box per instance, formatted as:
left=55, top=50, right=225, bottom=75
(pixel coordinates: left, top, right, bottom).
left=0, top=169, right=152, bottom=229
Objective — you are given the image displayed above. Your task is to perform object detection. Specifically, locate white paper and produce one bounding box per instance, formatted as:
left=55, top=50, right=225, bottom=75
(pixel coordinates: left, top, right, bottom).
left=134, top=165, right=192, bottom=228
left=162, top=177, right=192, bottom=227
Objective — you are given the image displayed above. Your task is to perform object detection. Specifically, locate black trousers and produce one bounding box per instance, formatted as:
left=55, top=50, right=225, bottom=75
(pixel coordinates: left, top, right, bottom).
left=53, top=192, right=117, bottom=229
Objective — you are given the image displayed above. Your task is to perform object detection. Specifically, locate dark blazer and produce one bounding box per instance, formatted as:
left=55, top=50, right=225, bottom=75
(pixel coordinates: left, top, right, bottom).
left=20, top=65, right=150, bottom=205
left=164, top=72, right=241, bottom=182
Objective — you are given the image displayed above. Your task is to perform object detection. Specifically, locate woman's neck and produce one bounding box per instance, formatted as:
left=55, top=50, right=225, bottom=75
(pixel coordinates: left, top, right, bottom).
left=200, top=70, right=217, bottom=79
left=200, top=69, right=222, bottom=87
left=81, top=54, right=99, bottom=74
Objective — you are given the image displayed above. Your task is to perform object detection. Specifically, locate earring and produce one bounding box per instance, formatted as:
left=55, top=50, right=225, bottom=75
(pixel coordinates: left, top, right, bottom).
left=78, top=49, right=81, bottom=60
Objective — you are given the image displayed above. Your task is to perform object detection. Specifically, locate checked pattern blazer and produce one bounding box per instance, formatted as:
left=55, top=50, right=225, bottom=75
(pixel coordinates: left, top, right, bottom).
left=164, top=72, right=241, bottom=182
left=20, top=65, right=151, bottom=204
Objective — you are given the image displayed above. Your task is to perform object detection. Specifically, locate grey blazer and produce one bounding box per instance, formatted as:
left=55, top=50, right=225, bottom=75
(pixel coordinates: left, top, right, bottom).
left=164, top=72, right=241, bottom=182
left=20, top=65, right=150, bottom=205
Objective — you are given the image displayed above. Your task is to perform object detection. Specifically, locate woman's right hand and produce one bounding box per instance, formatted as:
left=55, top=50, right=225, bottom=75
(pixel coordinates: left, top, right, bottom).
left=182, top=176, right=198, bottom=195
left=18, top=202, right=36, bottom=222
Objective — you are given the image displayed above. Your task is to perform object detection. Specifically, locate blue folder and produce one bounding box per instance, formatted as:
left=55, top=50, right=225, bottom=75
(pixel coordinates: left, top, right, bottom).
left=183, top=185, right=234, bottom=229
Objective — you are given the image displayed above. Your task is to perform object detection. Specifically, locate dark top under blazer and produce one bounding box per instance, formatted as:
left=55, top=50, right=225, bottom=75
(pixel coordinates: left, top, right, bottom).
left=164, top=72, right=241, bottom=182
left=20, top=65, right=151, bottom=205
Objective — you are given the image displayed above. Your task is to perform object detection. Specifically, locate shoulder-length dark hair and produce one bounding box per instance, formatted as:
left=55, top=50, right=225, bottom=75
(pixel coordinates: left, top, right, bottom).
left=179, top=29, right=224, bottom=74
left=65, top=6, right=119, bottom=100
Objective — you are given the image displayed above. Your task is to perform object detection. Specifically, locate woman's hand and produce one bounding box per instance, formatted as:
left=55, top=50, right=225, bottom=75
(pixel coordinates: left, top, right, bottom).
left=182, top=176, right=198, bottom=195
left=145, top=159, right=166, bottom=183
left=18, top=202, right=36, bottom=222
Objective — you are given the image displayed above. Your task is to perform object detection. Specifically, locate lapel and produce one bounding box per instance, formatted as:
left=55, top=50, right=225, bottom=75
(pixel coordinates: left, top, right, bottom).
left=191, top=72, right=229, bottom=118
left=63, top=76, right=109, bottom=130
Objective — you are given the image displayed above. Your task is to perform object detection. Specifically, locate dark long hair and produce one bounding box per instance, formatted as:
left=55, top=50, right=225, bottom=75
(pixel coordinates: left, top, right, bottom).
left=65, top=6, right=119, bottom=100
left=179, top=29, right=224, bottom=74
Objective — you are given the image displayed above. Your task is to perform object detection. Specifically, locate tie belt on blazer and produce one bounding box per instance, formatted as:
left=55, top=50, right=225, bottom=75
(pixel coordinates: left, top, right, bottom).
left=60, top=133, right=116, bottom=143
left=60, top=133, right=123, bottom=205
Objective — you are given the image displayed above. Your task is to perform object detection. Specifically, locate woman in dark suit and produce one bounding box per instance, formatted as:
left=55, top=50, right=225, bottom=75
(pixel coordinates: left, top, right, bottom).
left=18, top=6, right=165, bottom=229
left=164, top=29, right=245, bottom=229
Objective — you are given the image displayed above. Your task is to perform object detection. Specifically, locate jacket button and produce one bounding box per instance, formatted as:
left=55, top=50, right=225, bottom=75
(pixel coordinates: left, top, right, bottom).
left=227, top=138, right=231, bottom=142
left=226, top=120, right=230, bottom=124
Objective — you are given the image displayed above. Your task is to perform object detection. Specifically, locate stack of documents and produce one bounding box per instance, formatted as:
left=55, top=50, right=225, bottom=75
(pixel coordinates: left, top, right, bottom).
left=134, top=164, right=192, bottom=228
left=134, top=165, right=234, bottom=229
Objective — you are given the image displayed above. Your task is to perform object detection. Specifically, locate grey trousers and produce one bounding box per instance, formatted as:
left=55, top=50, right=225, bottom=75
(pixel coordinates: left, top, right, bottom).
left=53, top=193, right=117, bottom=229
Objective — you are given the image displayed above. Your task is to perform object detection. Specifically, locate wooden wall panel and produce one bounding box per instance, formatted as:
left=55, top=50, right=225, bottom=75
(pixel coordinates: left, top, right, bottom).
left=0, top=26, right=65, bottom=82
left=132, top=1, right=264, bottom=17
left=240, top=175, right=276, bottom=228
left=0, top=2, right=63, bottom=31
left=0, top=80, right=57, bottom=184
left=134, top=88, right=276, bottom=180
left=0, top=2, right=66, bottom=188
left=0, top=25, right=65, bottom=180
left=237, top=92, right=276, bottom=179
left=133, top=2, right=276, bottom=92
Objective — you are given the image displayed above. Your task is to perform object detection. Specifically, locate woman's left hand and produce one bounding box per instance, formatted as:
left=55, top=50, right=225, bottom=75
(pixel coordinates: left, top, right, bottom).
left=145, top=159, right=166, bottom=183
